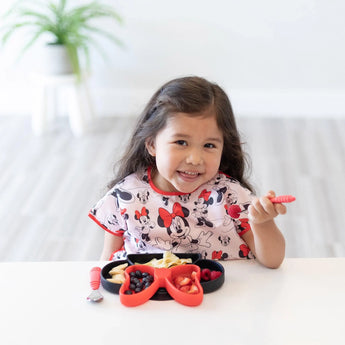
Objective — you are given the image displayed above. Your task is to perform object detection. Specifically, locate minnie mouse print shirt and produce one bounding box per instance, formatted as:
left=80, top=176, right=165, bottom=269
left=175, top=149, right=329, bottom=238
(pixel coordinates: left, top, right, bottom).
left=89, top=167, right=255, bottom=261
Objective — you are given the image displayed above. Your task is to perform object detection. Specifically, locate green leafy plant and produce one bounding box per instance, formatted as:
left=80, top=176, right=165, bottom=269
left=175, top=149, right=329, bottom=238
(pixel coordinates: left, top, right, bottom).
left=1, top=0, right=123, bottom=80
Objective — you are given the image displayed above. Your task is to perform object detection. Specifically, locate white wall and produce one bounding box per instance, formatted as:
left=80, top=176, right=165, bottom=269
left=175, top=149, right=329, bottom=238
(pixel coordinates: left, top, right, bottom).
left=1, top=0, right=344, bottom=118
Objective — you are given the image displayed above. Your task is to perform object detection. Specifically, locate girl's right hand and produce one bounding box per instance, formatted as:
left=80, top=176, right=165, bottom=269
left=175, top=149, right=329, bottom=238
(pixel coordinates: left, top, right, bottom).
left=248, top=190, right=287, bottom=225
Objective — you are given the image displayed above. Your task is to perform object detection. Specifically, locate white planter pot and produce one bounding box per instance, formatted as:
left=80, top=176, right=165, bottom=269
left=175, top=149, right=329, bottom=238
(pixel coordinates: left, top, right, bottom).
left=42, top=44, right=74, bottom=75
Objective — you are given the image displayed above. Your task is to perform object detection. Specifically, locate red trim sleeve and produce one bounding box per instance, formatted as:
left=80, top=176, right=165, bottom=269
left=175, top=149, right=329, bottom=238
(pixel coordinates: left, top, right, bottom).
left=88, top=213, right=124, bottom=237
left=238, top=228, right=251, bottom=237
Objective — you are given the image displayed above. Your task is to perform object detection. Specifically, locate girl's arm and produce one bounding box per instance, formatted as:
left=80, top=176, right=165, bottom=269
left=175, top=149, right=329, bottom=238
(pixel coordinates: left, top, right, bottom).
left=242, top=191, right=286, bottom=269
left=100, top=231, right=124, bottom=261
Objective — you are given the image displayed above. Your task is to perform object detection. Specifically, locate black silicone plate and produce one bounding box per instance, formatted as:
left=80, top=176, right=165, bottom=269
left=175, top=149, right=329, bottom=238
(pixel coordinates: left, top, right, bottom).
left=127, top=253, right=201, bottom=300
left=100, top=254, right=225, bottom=300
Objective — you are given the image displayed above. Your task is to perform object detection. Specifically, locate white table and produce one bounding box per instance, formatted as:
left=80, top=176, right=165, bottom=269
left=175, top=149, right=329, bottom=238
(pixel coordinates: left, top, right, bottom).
left=1, top=258, right=344, bottom=345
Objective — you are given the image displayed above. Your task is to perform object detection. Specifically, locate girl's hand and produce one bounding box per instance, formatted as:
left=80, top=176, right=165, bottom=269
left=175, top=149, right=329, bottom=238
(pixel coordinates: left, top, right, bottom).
left=248, top=190, right=287, bottom=225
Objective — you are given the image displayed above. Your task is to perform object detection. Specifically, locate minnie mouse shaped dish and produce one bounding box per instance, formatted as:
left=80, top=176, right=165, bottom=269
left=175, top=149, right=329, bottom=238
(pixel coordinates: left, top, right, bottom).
left=119, top=264, right=203, bottom=307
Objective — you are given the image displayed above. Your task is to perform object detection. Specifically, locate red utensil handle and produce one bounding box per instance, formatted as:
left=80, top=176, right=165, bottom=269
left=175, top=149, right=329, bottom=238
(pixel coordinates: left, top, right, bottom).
left=90, top=267, right=101, bottom=290
left=270, top=195, right=296, bottom=203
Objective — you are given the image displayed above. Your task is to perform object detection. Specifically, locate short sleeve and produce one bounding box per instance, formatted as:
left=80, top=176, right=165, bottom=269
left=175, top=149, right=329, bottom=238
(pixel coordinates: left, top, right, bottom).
left=88, top=192, right=127, bottom=236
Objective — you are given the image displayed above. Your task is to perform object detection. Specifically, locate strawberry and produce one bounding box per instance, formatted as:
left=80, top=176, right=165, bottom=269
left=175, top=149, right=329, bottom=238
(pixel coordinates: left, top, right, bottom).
left=174, top=276, right=185, bottom=286
left=173, top=272, right=200, bottom=294
left=179, top=277, right=191, bottom=286
left=188, top=284, right=199, bottom=294
left=179, top=285, right=190, bottom=293
left=174, top=275, right=192, bottom=288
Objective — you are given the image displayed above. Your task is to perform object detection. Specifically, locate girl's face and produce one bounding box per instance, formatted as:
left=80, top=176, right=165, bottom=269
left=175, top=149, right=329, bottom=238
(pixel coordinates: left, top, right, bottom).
left=146, top=112, right=224, bottom=193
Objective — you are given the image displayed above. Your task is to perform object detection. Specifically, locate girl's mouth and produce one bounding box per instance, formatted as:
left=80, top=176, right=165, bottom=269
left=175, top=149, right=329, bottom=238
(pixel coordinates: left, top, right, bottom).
left=178, top=170, right=201, bottom=180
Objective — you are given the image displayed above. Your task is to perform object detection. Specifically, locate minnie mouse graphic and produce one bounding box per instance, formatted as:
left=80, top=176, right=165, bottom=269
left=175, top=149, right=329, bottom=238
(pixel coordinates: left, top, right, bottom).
left=157, top=203, right=197, bottom=250
left=223, top=201, right=251, bottom=236
left=234, top=218, right=251, bottom=236
left=239, top=243, right=254, bottom=259
left=156, top=202, right=212, bottom=251
left=223, top=200, right=251, bottom=227
left=212, top=174, right=237, bottom=203
left=107, top=208, right=128, bottom=229
left=211, top=244, right=253, bottom=260
left=134, top=207, right=155, bottom=241
left=192, top=189, right=214, bottom=227
left=211, top=250, right=229, bottom=260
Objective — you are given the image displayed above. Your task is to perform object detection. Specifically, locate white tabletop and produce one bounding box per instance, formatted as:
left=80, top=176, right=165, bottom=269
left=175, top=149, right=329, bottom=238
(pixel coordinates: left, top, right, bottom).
left=1, top=258, right=344, bottom=345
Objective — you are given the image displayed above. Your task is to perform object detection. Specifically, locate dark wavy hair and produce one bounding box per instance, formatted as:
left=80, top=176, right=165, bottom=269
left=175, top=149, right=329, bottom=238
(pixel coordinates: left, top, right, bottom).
left=108, top=76, right=253, bottom=192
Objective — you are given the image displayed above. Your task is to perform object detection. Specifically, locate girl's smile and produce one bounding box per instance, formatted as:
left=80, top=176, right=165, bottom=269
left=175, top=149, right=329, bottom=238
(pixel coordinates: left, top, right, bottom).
left=176, top=170, right=202, bottom=185
left=146, top=111, right=224, bottom=194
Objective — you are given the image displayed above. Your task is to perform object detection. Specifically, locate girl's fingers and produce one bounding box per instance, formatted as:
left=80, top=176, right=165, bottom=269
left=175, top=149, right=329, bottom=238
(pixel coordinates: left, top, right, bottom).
left=251, top=197, right=265, bottom=214
left=248, top=205, right=259, bottom=221
left=249, top=191, right=288, bottom=224
left=265, top=190, right=276, bottom=199
left=275, top=203, right=287, bottom=215
left=260, top=196, right=278, bottom=216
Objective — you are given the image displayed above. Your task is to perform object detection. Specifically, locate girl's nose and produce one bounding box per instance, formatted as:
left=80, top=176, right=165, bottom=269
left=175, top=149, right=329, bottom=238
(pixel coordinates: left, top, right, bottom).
left=186, top=149, right=203, bottom=165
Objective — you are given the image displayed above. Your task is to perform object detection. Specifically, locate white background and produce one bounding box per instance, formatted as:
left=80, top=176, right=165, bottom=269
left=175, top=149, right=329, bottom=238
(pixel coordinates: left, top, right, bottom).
left=1, top=0, right=344, bottom=118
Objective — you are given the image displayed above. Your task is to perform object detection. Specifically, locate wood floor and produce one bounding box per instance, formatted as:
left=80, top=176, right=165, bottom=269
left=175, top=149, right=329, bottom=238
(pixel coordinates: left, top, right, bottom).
left=0, top=115, right=344, bottom=261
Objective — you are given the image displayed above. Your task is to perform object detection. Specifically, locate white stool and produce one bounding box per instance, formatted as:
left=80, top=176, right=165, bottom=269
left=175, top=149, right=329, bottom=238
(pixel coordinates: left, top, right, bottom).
left=31, top=73, right=94, bottom=136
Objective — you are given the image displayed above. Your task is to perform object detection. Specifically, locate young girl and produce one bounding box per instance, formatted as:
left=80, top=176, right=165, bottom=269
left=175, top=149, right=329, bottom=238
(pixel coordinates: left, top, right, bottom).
left=89, top=76, right=287, bottom=268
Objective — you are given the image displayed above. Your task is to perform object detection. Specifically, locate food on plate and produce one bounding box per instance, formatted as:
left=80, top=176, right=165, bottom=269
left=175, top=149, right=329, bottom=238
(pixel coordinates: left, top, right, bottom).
left=210, top=270, right=222, bottom=280
left=200, top=268, right=222, bottom=282
left=107, top=263, right=128, bottom=284
left=173, top=271, right=199, bottom=294
left=124, top=270, right=154, bottom=294
left=136, top=251, right=193, bottom=268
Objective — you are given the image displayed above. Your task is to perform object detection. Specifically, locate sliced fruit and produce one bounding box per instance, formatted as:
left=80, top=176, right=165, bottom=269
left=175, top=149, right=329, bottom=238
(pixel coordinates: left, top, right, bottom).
left=179, top=277, right=192, bottom=286
left=188, top=284, right=199, bottom=294
left=173, top=272, right=199, bottom=294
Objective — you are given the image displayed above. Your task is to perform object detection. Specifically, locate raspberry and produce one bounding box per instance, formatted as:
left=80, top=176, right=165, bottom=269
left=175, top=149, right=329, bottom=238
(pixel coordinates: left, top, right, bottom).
left=210, top=271, right=222, bottom=280
left=201, top=268, right=211, bottom=281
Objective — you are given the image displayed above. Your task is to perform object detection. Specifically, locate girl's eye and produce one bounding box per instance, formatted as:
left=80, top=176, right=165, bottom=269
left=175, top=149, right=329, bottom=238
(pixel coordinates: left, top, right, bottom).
left=204, top=143, right=216, bottom=148
left=175, top=140, right=187, bottom=146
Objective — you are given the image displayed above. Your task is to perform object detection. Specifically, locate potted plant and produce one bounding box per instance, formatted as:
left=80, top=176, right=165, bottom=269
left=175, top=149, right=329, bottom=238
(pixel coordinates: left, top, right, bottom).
left=1, top=0, right=123, bottom=81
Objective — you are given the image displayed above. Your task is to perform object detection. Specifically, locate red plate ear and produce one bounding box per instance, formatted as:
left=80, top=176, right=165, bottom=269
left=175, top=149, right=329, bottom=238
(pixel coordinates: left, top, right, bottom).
left=165, top=265, right=203, bottom=307
left=119, top=265, right=159, bottom=307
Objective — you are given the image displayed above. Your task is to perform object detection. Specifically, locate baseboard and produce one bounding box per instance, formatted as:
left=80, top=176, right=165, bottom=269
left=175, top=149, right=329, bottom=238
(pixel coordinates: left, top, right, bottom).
left=0, top=86, right=344, bottom=118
